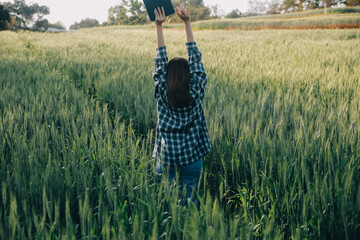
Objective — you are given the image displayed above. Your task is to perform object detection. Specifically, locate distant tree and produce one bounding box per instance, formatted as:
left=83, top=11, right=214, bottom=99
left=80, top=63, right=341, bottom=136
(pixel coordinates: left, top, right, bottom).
left=225, top=9, right=243, bottom=18
left=69, top=22, right=78, bottom=30
left=125, top=0, right=147, bottom=24
left=210, top=4, right=224, bottom=18
left=266, top=0, right=282, bottom=14
left=297, top=0, right=307, bottom=10
left=306, top=0, right=321, bottom=9
left=247, top=0, right=281, bottom=15
left=107, top=0, right=147, bottom=25
left=48, top=21, right=66, bottom=30
left=32, top=20, right=66, bottom=31
left=190, top=5, right=211, bottom=21
left=345, top=0, right=360, bottom=5
left=4, top=0, right=49, bottom=30
left=0, top=4, right=11, bottom=30
left=33, top=18, right=48, bottom=31
left=247, top=0, right=352, bottom=14
left=128, top=0, right=145, bottom=16
left=189, top=0, right=205, bottom=7
left=282, top=0, right=341, bottom=11
left=247, top=0, right=267, bottom=15
left=281, top=0, right=298, bottom=12
left=70, top=18, right=99, bottom=30
left=108, top=5, right=128, bottom=25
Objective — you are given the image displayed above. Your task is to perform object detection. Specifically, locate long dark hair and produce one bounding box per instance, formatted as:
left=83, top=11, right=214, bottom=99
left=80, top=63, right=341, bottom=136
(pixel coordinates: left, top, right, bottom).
left=166, top=57, right=193, bottom=108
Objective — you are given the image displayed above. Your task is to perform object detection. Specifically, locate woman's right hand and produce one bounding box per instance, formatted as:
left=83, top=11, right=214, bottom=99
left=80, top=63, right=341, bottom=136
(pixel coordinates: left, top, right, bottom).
left=176, top=4, right=190, bottom=23
left=154, top=7, right=166, bottom=26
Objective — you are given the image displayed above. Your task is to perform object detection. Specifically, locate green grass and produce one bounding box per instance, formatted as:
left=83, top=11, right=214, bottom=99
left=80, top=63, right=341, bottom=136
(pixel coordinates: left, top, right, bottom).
left=0, top=26, right=360, bottom=239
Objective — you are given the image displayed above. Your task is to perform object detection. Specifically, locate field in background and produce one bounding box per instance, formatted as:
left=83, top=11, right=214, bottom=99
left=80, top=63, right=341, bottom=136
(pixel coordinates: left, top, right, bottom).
left=174, top=7, right=360, bottom=30
left=0, top=26, right=360, bottom=239
left=192, top=13, right=360, bottom=30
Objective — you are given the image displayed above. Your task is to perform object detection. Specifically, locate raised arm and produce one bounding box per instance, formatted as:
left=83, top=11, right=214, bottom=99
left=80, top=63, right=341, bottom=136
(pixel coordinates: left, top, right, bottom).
left=154, top=7, right=166, bottom=48
left=153, top=7, right=168, bottom=100
left=177, top=5, right=207, bottom=102
left=176, top=4, right=194, bottom=43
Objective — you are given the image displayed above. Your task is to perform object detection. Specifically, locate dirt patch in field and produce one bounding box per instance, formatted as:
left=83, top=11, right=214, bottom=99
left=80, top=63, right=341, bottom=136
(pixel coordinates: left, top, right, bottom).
left=263, top=14, right=325, bottom=20
left=223, top=23, right=360, bottom=31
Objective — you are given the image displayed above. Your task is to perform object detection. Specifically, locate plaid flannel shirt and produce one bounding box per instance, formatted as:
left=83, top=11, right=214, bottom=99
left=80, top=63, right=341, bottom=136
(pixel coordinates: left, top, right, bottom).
left=152, top=42, right=211, bottom=167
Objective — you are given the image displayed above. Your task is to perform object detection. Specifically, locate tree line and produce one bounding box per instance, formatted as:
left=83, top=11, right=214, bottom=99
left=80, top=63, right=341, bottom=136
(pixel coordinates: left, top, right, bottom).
left=106, top=0, right=216, bottom=26
left=0, top=0, right=66, bottom=31
left=106, top=0, right=359, bottom=26
left=248, top=0, right=360, bottom=15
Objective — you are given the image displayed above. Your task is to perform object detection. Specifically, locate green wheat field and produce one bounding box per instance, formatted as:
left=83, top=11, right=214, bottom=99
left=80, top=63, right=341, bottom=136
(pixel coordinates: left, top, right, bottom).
left=1, top=24, right=360, bottom=239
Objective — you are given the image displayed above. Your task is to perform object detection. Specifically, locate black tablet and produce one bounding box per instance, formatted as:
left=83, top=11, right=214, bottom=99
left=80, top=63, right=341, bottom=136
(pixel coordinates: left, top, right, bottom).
left=143, top=0, right=175, bottom=21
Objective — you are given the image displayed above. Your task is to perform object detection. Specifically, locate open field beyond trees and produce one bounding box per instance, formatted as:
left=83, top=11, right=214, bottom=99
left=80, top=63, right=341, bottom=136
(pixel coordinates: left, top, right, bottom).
left=192, top=13, right=360, bottom=30
left=0, top=22, right=360, bottom=239
left=191, top=7, right=360, bottom=30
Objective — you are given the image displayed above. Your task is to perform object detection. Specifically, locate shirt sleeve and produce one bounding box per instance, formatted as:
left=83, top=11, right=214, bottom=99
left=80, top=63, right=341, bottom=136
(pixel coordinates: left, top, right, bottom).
left=153, top=46, right=168, bottom=100
left=186, top=42, right=207, bottom=102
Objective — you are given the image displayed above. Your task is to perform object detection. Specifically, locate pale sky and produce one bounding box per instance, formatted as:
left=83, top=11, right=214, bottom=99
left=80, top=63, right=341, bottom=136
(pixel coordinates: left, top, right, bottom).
left=1, top=0, right=248, bottom=29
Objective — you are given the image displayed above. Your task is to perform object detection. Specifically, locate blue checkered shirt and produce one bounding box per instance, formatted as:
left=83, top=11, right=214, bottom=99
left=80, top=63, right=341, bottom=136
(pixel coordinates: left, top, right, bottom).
left=152, top=42, right=211, bottom=167
left=153, top=42, right=211, bottom=166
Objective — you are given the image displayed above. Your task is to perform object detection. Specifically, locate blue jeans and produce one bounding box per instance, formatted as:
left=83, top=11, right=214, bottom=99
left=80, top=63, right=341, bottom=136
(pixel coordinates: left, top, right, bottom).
left=156, top=159, right=203, bottom=204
